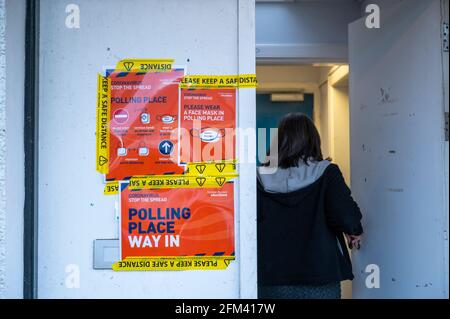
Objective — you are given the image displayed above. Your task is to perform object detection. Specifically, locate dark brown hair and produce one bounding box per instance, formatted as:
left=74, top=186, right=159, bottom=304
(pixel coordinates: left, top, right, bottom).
left=276, top=113, right=323, bottom=168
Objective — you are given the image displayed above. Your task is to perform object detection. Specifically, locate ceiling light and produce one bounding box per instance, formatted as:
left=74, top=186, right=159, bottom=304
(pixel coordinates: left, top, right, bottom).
left=271, top=93, right=304, bottom=102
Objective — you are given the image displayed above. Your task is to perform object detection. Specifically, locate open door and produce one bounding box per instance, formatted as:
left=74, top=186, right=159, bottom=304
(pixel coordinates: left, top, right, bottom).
left=349, top=0, right=448, bottom=298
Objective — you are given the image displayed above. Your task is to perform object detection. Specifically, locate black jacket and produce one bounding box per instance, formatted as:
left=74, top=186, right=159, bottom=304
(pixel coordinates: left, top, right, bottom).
left=257, top=164, right=363, bottom=285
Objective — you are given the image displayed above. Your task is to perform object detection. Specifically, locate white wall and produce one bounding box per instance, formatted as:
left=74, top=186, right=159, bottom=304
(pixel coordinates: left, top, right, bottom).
left=330, top=86, right=350, bottom=182
left=318, top=65, right=352, bottom=299
left=318, top=67, right=332, bottom=158
left=237, top=0, right=257, bottom=299
left=328, top=66, right=350, bottom=183
left=38, top=0, right=255, bottom=299
left=0, top=0, right=25, bottom=299
left=257, top=65, right=322, bottom=84
left=256, top=0, right=361, bottom=62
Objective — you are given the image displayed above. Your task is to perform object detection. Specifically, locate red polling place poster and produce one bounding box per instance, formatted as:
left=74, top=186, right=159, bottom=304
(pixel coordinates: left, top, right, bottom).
left=180, top=89, right=236, bottom=164
left=106, top=69, right=185, bottom=181
left=120, top=182, right=235, bottom=259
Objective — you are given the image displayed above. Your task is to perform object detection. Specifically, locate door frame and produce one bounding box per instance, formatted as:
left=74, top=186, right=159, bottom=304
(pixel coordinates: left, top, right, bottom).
left=237, top=0, right=258, bottom=299
left=23, top=0, right=39, bottom=299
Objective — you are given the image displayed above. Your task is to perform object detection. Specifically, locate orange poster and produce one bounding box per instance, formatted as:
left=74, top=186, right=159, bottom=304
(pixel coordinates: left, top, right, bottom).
left=180, top=89, right=236, bottom=164
left=106, top=69, right=185, bottom=181
left=119, top=182, right=235, bottom=259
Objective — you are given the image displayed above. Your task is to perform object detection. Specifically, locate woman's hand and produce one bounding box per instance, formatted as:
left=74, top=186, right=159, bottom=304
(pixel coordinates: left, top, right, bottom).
left=345, top=234, right=362, bottom=250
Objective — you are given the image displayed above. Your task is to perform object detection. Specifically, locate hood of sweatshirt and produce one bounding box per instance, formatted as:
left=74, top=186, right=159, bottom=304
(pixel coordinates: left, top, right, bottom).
left=257, top=159, right=331, bottom=194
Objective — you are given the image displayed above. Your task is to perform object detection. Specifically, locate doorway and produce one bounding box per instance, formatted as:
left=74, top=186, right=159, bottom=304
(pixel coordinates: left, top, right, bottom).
left=256, top=63, right=352, bottom=299
left=256, top=93, right=314, bottom=164
left=255, top=0, right=449, bottom=300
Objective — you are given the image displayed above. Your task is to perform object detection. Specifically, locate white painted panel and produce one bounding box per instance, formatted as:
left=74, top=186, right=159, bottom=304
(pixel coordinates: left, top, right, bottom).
left=237, top=0, right=257, bottom=298
left=349, top=0, right=447, bottom=298
left=256, top=2, right=360, bottom=43
left=318, top=82, right=330, bottom=158
left=1, top=0, right=26, bottom=299
left=255, top=1, right=361, bottom=62
left=0, top=0, right=6, bottom=299
left=38, top=0, right=255, bottom=298
left=328, top=66, right=350, bottom=184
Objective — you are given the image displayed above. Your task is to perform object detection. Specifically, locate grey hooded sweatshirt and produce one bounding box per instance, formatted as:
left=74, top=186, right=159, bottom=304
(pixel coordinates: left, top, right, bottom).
left=257, top=160, right=332, bottom=193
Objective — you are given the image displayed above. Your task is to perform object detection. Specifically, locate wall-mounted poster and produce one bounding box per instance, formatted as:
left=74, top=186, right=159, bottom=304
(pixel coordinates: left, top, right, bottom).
left=106, top=68, right=185, bottom=181
left=119, top=181, right=235, bottom=259
left=179, top=89, right=236, bottom=164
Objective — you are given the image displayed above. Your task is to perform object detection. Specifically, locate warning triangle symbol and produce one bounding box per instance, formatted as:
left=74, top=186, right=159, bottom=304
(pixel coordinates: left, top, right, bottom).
left=215, top=177, right=226, bottom=187
left=196, top=177, right=206, bottom=187
left=98, top=156, right=108, bottom=166
left=123, top=62, right=134, bottom=71
left=215, top=163, right=226, bottom=173
left=196, top=164, right=206, bottom=174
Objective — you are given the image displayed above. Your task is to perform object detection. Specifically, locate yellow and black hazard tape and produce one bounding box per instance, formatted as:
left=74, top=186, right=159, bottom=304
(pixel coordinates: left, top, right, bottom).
left=128, top=174, right=237, bottom=190
left=96, top=74, right=111, bottom=174
left=185, top=160, right=237, bottom=176
left=180, top=74, right=257, bottom=89
left=112, top=256, right=235, bottom=271
left=103, top=160, right=238, bottom=195
left=115, top=59, right=174, bottom=73
left=104, top=181, right=119, bottom=195
left=104, top=174, right=236, bottom=195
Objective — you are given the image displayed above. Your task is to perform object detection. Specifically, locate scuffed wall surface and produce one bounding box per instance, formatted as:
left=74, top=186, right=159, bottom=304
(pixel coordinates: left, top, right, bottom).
left=0, top=0, right=7, bottom=299
left=38, top=0, right=243, bottom=298
left=350, top=0, right=446, bottom=298
left=1, top=0, right=25, bottom=298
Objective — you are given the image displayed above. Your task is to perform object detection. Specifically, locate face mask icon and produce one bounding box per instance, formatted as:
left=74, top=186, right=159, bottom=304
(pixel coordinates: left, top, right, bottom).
left=116, top=141, right=127, bottom=156
left=156, top=114, right=177, bottom=124
left=138, top=142, right=149, bottom=156
left=117, top=147, right=127, bottom=157
left=140, top=112, right=150, bottom=124
left=190, top=127, right=226, bottom=143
